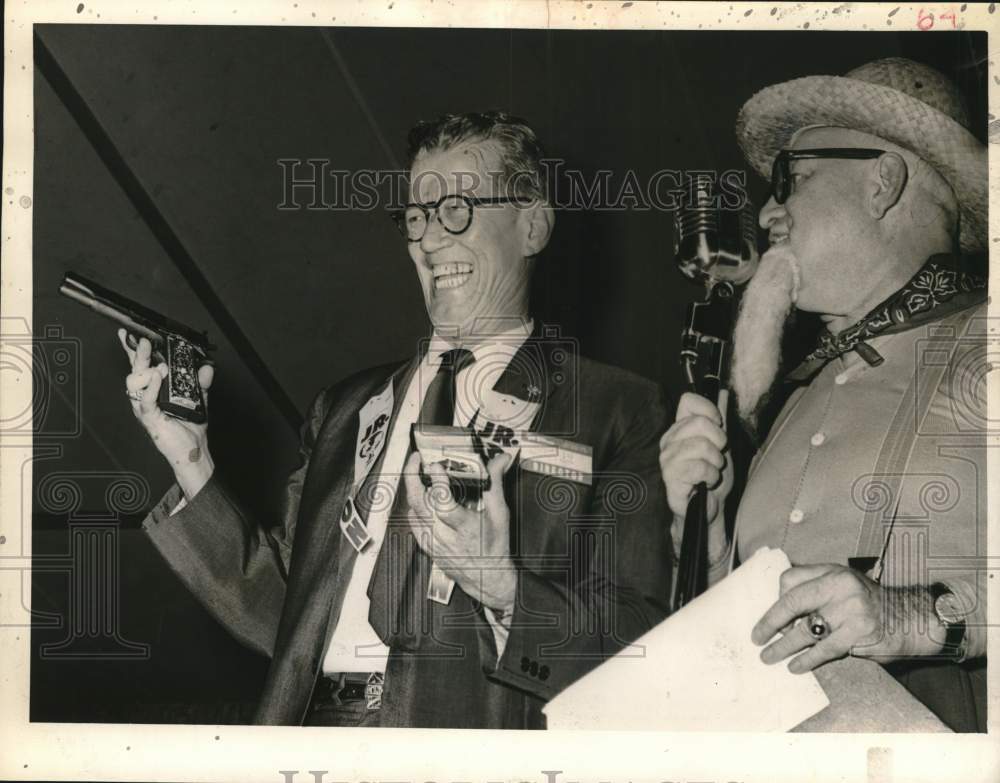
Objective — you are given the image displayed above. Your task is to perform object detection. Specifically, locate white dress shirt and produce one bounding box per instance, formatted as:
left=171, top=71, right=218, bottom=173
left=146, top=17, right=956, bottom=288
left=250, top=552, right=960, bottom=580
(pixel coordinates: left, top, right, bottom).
left=321, top=320, right=532, bottom=674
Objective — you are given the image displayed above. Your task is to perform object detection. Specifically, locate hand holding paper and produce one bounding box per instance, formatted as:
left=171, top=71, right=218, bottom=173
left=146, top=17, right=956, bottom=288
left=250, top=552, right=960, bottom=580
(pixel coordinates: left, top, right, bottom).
left=543, top=547, right=830, bottom=731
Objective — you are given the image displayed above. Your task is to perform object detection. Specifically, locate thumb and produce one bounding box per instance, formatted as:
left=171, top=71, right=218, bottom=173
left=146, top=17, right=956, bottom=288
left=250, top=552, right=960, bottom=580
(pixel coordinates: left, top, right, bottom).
left=484, top=452, right=512, bottom=517
left=198, top=363, right=214, bottom=409
left=705, top=493, right=720, bottom=524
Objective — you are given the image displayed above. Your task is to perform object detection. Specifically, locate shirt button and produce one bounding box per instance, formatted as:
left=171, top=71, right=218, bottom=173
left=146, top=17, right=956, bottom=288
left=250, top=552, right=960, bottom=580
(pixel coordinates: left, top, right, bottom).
left=834, top=372, right=849, bottom=385
left=789, top=508, right=805, bottom=524
left=810, top=432, right=826, bottom=447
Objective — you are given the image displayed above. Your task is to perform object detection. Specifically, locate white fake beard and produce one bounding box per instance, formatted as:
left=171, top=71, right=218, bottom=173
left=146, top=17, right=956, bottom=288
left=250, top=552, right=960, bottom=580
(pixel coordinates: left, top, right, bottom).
left=730, top=244, right=802, bottom=434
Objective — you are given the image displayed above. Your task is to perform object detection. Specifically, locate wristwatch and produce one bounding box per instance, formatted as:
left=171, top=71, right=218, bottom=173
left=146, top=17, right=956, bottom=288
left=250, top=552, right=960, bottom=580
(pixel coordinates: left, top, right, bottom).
left=929, top=582, right=968, bottom=662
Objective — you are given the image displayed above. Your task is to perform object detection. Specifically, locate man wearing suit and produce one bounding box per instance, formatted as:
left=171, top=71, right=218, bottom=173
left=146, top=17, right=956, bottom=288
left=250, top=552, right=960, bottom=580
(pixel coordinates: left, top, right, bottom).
left=120, top=111, right=672, bottom=728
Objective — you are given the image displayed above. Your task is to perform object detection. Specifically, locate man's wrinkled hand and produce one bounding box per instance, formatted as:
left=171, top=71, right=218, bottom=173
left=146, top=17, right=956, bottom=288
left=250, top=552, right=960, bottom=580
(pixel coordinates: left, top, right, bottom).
left=750, top=563, right=927, bottom=674
left=659, top=391, right=733, bottom=564
left=119, top=329, right=214, bottom=499
left=403, top=451, right=516, bottom=613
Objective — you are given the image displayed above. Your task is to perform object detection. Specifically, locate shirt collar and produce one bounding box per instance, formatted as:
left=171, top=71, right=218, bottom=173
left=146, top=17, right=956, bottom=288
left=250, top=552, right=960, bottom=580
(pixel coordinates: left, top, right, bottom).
left=424, top=317, right=534, bottom=369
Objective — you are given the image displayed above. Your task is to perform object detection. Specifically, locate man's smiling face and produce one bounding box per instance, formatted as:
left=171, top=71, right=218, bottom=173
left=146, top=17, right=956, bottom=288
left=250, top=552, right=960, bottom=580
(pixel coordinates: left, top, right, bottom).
left=407, top=142, right=533, bottom=338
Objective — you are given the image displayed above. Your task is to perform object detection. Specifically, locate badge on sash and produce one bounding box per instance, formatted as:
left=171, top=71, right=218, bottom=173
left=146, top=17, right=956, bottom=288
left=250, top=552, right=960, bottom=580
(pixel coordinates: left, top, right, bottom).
left=340, top=496, right=372, bottom=553
left=354, top=382, right=394, bottom=487
left=427, top=562, right=456, bottom=605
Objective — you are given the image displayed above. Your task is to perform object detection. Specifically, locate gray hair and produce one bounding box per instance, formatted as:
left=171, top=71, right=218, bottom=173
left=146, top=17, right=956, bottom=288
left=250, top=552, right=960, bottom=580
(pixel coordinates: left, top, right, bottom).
left=406, top=111, right=547, bottom=201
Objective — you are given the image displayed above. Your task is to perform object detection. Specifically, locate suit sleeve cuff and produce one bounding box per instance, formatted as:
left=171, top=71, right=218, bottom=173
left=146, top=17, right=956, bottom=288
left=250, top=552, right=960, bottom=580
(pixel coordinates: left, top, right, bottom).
left=486, top=569, right=603, bottom=701
left=143, top=482, right=188, bottom=529
left=143, top=474, right=218, bottom=526
left=141, top=474, right=225, bottom=552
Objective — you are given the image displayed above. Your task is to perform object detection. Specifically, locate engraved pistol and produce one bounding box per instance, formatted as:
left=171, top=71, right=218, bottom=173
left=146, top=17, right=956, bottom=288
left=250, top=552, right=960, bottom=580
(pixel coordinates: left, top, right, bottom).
left=59, top=272, right=214, bottom=423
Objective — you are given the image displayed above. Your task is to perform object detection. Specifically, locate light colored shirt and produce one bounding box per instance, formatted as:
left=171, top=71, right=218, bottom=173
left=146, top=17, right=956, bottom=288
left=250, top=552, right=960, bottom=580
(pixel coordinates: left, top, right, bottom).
left=321, top=319, right=533, bottom=674
left=732, top=305, right=988, bottom=658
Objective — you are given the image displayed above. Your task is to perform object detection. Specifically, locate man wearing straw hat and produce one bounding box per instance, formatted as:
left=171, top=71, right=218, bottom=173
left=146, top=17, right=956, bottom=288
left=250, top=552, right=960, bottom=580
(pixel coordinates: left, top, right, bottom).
left=660, top=58, right=988, bottom=731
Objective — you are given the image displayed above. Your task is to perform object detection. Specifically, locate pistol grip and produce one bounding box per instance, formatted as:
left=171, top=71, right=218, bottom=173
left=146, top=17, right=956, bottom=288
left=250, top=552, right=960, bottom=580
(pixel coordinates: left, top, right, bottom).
left=156, top=334, right=207, bottom=424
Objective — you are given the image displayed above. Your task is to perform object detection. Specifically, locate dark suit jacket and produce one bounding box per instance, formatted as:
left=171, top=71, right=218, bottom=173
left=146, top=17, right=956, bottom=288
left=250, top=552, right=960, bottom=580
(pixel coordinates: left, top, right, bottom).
left=143, top=332, right=672, bottom=728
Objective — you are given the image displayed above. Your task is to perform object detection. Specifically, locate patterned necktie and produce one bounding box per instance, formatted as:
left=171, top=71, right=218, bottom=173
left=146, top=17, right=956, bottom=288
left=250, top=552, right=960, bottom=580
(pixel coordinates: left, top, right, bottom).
left=366, top=347, right=475, bottom=648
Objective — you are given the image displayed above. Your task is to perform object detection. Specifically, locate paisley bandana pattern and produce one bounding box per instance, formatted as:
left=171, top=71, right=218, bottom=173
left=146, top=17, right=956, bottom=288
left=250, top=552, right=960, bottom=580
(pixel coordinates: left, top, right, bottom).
left=787, top=254, right=986, bottom=381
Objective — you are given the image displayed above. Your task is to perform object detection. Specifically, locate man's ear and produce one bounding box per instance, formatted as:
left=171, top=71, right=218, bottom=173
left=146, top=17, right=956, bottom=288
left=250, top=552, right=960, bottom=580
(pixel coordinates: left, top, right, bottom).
left=869, top=152, right=908, bottom=219
left=519, top=200, right=555, bottom=257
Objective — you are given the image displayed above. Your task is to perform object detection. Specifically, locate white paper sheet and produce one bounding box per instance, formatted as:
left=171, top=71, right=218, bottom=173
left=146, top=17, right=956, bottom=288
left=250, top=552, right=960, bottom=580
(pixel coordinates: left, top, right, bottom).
left=543, top=546, right=830, bottom=731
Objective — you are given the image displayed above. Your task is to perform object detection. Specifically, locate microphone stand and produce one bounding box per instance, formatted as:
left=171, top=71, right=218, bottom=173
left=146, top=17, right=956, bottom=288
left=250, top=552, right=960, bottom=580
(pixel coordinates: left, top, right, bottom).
left=672, top=280, right=737, bottom=612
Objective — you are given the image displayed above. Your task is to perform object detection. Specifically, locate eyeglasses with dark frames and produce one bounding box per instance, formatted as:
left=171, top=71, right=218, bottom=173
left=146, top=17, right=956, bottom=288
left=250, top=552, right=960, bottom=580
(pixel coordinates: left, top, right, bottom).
left=391, top=194, right=531, bottom=242
left=771, top=148, right=886, bottom=204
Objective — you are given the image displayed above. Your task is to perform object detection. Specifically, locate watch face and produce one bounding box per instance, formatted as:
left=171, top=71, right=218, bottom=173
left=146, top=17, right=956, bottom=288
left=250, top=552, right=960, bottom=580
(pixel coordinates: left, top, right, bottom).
left=934, top=592, right=966, bottom=625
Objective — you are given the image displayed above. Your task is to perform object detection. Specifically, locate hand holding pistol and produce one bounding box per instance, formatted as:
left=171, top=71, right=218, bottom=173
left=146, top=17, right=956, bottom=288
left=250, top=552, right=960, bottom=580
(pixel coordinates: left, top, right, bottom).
left=59, top=272, right=216, bottom=499
left=59, top=272, right=213, bottom=422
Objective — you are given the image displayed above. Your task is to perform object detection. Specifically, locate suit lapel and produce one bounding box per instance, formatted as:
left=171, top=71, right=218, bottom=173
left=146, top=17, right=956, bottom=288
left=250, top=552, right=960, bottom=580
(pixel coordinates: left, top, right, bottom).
left=298, top=358, right=418, bottom=527
left=259, top=358, right=417, bottom=723
left=490, top=324, right=568, bottom=434
left=331, top=357, right=419, bottom=578
left=490, top=329, right=587, bottom=566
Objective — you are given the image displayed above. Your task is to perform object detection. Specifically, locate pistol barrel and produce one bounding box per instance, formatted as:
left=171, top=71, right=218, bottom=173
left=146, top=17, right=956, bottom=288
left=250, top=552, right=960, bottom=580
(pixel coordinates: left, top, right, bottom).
left=58, top=272, right=213, bottom=350
left=59, top=276, right=161, bottom=344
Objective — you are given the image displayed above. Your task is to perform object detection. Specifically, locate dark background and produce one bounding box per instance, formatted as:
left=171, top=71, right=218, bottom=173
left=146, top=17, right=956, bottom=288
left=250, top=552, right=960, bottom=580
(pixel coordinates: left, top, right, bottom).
left=29, top=25, right=988, bottom=723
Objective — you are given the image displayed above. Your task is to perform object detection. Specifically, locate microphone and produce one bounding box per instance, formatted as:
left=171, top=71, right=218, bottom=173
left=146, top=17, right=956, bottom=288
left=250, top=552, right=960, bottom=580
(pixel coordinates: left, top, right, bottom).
left=674, top=173, right=759, bottom=286
left=671, top=173, right=759, bottom=611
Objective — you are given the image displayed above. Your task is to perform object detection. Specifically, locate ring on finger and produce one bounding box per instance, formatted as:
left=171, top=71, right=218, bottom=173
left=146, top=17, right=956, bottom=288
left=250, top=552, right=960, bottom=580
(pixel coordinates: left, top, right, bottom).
left=126, top=389, right=144, bottom=402
left=806, top=612, right=830, bottom=641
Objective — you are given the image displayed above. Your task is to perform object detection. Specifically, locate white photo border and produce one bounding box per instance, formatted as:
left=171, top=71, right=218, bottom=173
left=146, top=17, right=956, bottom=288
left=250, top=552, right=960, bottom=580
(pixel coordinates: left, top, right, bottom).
left=1, top=2, right=997, bottom=782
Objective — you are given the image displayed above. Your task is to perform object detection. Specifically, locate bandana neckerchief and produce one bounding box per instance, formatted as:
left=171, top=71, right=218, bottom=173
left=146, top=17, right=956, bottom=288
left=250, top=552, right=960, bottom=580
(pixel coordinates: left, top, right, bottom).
left=786, top=254, right=987, bottom=382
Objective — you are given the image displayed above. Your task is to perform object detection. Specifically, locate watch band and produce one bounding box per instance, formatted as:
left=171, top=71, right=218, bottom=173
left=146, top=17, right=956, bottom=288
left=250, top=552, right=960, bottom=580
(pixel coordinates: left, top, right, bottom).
left=929, top=582, right=968, bottom=662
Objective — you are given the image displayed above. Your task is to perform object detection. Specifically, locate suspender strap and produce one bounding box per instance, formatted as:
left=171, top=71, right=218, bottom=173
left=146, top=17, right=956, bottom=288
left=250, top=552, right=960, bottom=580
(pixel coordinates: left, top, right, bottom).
left=854, top=308, right=976, bottom=563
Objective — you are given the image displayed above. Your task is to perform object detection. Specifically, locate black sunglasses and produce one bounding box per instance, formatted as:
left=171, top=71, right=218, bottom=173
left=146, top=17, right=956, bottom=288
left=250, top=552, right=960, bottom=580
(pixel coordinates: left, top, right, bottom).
left=391, top=194, right=530, bottom=242
left=771, top=148, right=885, bottom=204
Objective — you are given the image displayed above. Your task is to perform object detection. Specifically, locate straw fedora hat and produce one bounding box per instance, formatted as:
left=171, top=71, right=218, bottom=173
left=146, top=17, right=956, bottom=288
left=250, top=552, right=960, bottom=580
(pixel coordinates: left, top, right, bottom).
left=736, top=57, right=987, bottom=254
